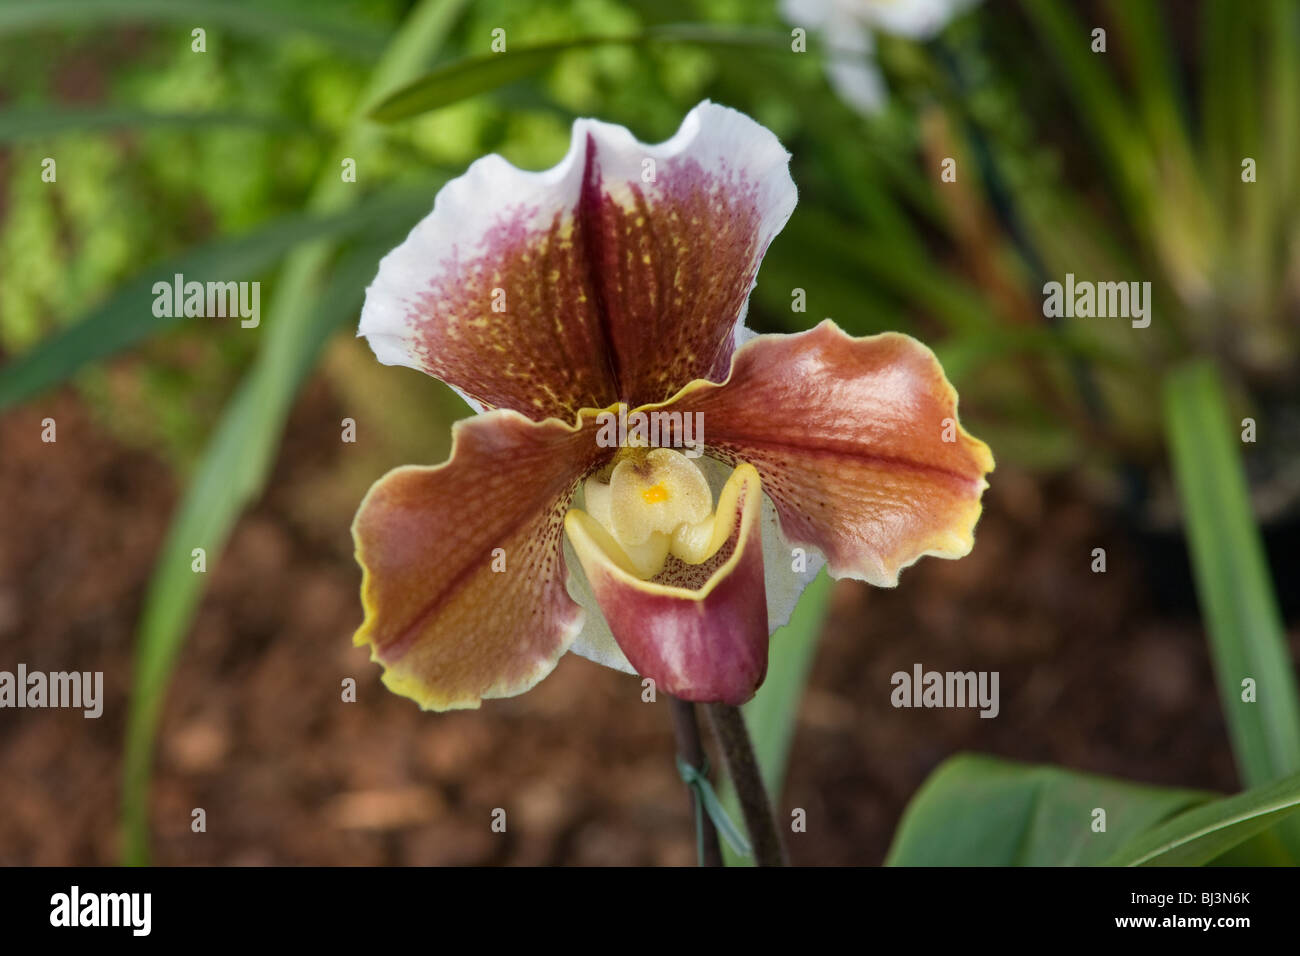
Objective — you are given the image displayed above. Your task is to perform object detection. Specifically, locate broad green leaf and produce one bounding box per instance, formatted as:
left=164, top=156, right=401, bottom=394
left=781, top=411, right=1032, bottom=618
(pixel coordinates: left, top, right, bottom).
left=885, top=754, right=1210, bottom=866
left=0, top=191, right=436, bottom=412
left=720, top=570, right=833, bottom=866
left=120, top=0, right=468, bottom=866
left=1106, top=769, right=1300, bottom=866
left=368, top=24, right=790, bottom=121
left=0, top=0, right=386, bottom=55
left=1162, top=362, right=1300, bottom=787
left=0, top=107, right=318, bottom=142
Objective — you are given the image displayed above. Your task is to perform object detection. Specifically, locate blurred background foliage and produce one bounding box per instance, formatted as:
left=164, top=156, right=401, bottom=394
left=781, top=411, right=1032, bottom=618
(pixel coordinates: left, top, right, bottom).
left=1, top=0, right=1297, bottom=865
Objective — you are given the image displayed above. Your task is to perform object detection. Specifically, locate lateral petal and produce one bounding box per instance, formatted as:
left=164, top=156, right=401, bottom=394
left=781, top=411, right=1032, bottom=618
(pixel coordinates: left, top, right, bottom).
left=352, top=410, right=608, bottom=710
left=656, top=321, right=994, bottom=587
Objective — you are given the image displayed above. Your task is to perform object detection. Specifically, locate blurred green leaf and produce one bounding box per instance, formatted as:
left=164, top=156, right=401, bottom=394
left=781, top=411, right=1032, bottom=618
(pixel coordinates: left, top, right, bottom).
left=746, top=570, right=834, bottom=798
left=757, top=230, right=910, bottom=337
left=0, top=191, right=436, bottom=412
left=1267, top=0, right=1299, bottom=210
left=0, top=107, right=319, bottom=142
left=886, top=754, right=1209, bottom=866
left=1106, top=769, right=1300, bottom=866
left=935, top=324, right=1138, bottom=384
left=120, top=238, right=393, bottom=865
left=1206, top=826, right=1294, bottom=865
left=1263, top=0, right=1300, bottom=289
left=1202, top=0, right=1258, bottom=194
left=1162, top=360, right=1300, bottom=849
left=720, top=569, right=833, bottom=866
left=369, top=38, right=606, bottom=121
left=1104, top=0, right=1194, bottom=172
left=1020, top=0, right=1150, bottom=220
left=368, top=24, right=790, bottom=121
left=772, top=207, right=995, bottom=335
left=120, top=0, right=468, bottom=866
left=0, top=0, right=387, bottom=55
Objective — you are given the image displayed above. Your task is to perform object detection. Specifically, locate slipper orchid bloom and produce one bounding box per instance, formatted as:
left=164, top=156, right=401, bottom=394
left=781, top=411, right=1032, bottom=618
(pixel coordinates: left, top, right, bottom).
left=352, top=101, right=992, bottom=710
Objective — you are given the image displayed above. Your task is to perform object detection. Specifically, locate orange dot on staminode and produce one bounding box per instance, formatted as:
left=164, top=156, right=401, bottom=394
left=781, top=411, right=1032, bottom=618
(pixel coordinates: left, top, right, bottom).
left=641, top=483, right=669, bottom=504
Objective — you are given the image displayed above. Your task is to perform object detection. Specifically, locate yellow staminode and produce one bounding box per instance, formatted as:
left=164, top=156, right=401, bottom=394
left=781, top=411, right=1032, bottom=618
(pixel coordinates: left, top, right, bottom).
left=607, top=449, right=711, bottom=548
left=573, top=450, right=755, bottom=581
left=641, top=483, right=669, bottom=504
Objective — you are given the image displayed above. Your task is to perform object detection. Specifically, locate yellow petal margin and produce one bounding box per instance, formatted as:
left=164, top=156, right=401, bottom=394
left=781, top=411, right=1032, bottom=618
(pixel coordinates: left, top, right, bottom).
left=646, top=320, right=995, bottom=588
left=352, top=408, right=607, bottom=710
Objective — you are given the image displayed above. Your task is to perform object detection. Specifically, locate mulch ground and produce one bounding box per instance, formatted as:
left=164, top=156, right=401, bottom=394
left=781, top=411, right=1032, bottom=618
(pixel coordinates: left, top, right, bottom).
left=1, top=380, right=1289, bottom=866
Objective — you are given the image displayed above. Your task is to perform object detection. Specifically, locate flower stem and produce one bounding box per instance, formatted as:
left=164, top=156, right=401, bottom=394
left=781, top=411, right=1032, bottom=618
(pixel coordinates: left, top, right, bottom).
left=705, top=703, right=788, bottom=866
left=669, top=697, right=723, bottom=866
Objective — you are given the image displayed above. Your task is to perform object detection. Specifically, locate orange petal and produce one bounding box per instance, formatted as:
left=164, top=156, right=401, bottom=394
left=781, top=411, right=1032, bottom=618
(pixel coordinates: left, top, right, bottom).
left=654, top=321, right=994, bottom=587
left=352, top=410, right=608, bottom=710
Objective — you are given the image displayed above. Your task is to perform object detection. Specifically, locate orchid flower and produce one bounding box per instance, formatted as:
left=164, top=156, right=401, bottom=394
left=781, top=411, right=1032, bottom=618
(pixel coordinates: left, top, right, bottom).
left=782, top=0, right=980, bottom=114
left=352, top=101, right=992, bottom=711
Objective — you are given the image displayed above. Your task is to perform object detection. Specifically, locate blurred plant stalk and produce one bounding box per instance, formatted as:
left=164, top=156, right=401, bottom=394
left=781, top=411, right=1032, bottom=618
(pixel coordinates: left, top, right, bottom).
left=120, top=0, right=470, bottom=866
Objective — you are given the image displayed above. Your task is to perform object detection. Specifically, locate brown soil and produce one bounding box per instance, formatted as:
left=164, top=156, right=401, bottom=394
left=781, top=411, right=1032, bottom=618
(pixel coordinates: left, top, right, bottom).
left=1, top=379, right=1289, bottom=866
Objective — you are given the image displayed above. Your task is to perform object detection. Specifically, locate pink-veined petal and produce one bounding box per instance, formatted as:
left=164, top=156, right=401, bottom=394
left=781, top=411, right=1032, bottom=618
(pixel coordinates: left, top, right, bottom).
left=352, top=410, right=608, bottom=710
left=654, top=320, right=994, bottom=587
left=358, top=100, right=796, bottom=420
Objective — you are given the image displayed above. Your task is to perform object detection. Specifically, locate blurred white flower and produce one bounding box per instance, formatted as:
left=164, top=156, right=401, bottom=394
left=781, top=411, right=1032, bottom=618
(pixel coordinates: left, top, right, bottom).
left=782, top=0, right=980, bottom=113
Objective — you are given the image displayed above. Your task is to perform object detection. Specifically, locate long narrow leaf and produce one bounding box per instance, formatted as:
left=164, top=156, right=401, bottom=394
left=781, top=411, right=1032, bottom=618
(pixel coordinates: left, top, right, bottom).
left=1106, top=769, right=1300, bottom=866
left=369, top=38, right=609, bottom=121
left=369, top=24, right=791, bottom=121
left=1162, top=361, right=1300, bottom=789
